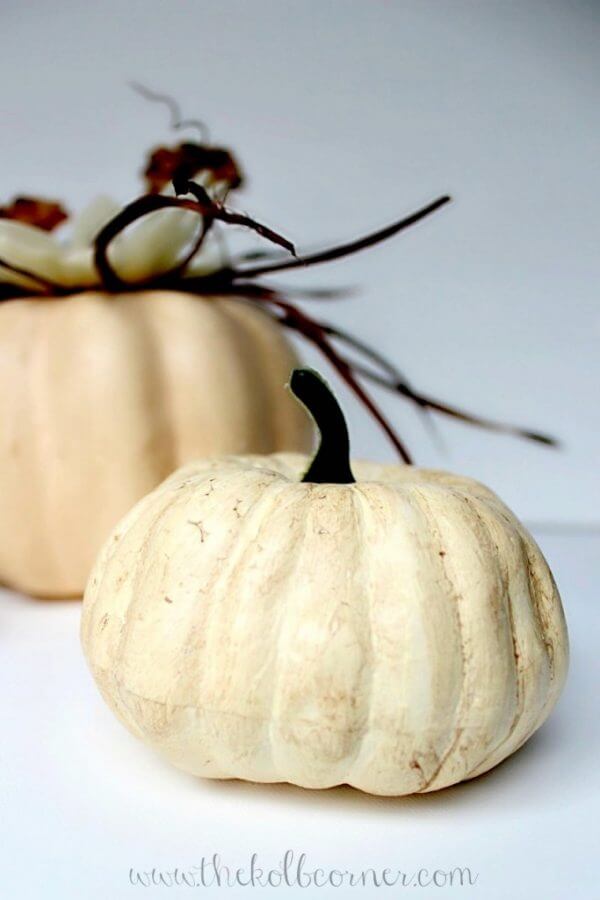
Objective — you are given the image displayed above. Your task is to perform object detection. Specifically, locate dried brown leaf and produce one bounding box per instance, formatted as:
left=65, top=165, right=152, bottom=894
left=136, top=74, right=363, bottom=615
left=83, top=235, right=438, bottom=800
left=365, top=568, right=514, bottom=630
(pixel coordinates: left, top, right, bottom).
left=0, top=196, right=68, bottom=231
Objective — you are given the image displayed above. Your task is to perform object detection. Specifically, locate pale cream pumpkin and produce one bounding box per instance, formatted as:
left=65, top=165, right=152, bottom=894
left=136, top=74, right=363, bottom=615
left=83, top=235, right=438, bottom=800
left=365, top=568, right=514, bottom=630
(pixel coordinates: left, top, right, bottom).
left=81, top=370, right=568, bottom=796
left=0, top=291, right=309, bottom=598
left=0, top=192, right=311, bottom=598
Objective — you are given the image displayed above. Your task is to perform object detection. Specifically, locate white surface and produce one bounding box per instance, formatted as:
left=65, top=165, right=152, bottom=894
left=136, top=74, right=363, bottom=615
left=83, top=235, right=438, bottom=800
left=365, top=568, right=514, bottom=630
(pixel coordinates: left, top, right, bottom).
left=1, top=2, right=599, bottom=898
left=0, top=530, right=597, bottom=899
left=1, top=0, right=599, bottom=523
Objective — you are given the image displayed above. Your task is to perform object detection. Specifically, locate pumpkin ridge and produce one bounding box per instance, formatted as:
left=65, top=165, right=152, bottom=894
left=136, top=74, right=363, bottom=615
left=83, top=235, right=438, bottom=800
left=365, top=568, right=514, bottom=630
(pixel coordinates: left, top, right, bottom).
left=82, top=483, right=166, bottom=653
left=402, top=485, right=456, bottom=791
left=159, top=471, right=257, bottom=713
left=409, top=487, right=471, bottom=793
left=267, top=484, right=326, bottom=784
left=85, top=295, right=183, bottom=574
left=29, top=302, right=67, bottom=586
left=128, top=295, right=181, bottom=476
left=0, top=302, right=39, bottom=589
left=188, top=474, right=296, bottom=779
left=343, top=482, right=455, bottom=793
left=459, top=494, right=524, bottom=780
left=258, top=487, right=321, bottom=779
left=340, top=485, right=376, bottom=787
left=111, top=479, right=200, bottom=688
left=517, top=531, right=569, bottom=715
left=521, top=537, right=558, bottom=682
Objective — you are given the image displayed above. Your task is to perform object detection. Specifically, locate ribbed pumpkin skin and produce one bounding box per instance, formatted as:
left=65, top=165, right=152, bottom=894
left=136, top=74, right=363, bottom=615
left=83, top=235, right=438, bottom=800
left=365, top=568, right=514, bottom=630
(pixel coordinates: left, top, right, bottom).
left=81, top=454, right=568, bottom=796
left=0, top=293, right=310, bottom=598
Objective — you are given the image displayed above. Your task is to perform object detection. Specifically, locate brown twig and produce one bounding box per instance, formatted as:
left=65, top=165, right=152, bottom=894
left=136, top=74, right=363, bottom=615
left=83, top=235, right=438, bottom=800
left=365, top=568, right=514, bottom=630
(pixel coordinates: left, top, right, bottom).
left=230, top=195, right=451, bottom=279
left=130, top=81, right=210, bottom=142
left=0, top=173, right=555, bottom=460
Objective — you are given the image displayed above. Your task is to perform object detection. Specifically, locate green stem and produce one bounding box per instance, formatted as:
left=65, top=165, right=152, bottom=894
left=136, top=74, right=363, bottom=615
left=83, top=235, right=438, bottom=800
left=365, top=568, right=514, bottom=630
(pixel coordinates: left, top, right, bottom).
left=289, top=368, right=355, bottom=484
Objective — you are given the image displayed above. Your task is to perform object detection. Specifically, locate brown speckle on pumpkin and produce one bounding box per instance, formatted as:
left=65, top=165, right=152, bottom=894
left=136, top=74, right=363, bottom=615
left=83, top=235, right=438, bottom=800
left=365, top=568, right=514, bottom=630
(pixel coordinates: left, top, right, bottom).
left=188, top=519, right=208, bottom=542
left=164, top=596, right=173, bottom=604
left=202, top=478, right=217, bottom=497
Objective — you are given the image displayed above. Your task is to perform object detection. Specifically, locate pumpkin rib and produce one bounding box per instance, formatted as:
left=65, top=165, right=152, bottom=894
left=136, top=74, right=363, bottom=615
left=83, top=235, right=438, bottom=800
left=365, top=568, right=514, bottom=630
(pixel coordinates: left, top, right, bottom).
left=340, top=484, right=377, bottom=789
left=517, top=531, right=569, bottom=717
left=82, top=483, right=166, bottom=653
left=450, top=494, right=523, bottom=786
left=28, top=301, right=64, bottom=585
left=487, top=518, right=555, bottom=772
left=193, top=474, right=297, bottom=781
left=267, top=484, right=341, bottom=785
left=266, top=486, right=326, bottom=783
left=460, top=495, right=524, bottom=781
left=341, top=482, right=458, bottom=794
left=408, top=486, right=466, bottom=792
left=407, top=487, right=469, bottom=793
left=414, top=488, right=467, bottom=793
left=412, top=485, right=522, bottom=793
left=123, top=295, right=180, bottom=478
left=149, top=470, right=290, bottom=772
left=0, top=302, right=39, bottom=590
left=73, top=296, right=177, bottom=589
left=111, top=483, right=195, bottom=690
left=517, top=534, right=556, bottom=693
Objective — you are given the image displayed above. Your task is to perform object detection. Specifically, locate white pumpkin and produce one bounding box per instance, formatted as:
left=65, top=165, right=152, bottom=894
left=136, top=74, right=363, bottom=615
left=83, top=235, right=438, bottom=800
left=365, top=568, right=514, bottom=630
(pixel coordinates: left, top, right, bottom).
left=81, top=370, right=568, bottom=796
left=0, top=291, right=309, bottom=598
left=0, top=196, right=311, bottom=597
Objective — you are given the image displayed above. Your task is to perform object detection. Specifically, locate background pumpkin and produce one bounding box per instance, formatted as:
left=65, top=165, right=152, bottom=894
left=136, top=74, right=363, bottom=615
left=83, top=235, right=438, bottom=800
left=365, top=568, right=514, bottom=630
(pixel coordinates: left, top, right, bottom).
left=0, top=291, right=309, bottom=597
left=0, top=183, right=454, bottom=600
left=0, top=130, right=553, bottom=600
left=81, top=370, right=568, bottom=797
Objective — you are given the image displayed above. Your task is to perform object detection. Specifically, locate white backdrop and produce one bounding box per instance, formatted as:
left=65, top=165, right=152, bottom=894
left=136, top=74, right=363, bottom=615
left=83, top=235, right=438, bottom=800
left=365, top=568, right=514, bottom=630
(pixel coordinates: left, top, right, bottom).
left=1, top=0, right=598, bottom=524
left=1, top=5, right=599, bottom=900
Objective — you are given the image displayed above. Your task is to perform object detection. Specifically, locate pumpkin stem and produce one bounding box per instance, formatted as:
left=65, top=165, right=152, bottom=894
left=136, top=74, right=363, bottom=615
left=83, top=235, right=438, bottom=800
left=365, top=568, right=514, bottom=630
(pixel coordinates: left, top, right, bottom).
left=289, top=368, right=356, bottom=484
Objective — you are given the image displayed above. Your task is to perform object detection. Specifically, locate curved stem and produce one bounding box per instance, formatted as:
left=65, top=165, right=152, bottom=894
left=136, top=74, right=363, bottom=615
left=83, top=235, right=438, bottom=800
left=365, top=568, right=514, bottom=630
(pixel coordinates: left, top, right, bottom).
left=93, top=185, right=295, bottom=291
left=94, top=193, right=206, bottom=291
left=289, top=369, right=355, bottom=484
